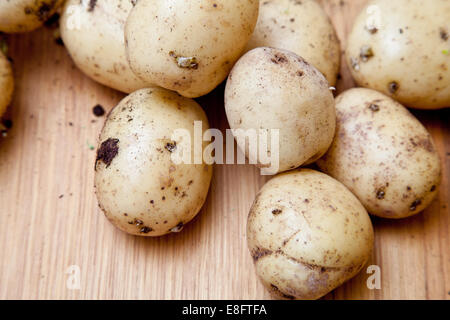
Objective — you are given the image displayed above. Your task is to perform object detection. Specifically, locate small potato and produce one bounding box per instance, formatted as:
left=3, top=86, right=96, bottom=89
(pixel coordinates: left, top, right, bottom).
left=225, top=47, right=336, bottom=174
left=0, top=0, right=64, bottom=33
left=95, top=88, right=213, bottom=236
left=247, top=169, right=374, bottom=300
left=246, top=0, right=340, bottom=86
left=125, top=0, right=259, bottom=98
left=346, top=0, right=450, bottom=109
left=0, top=51, right=14, bottom=117
left=317, top=88, right=442, bottom=219
left=60, top=0, right=150, bottom=93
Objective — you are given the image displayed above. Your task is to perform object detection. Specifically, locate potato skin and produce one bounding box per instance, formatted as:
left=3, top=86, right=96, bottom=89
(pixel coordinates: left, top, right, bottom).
left=247, top=169, right=374, bottom=300
left=225, top=47, right=336, bottom=173
left=346, top=0, right=450, bottom=109
left=60, top=0, right=150, bottom=93
left=245, top=0, right=340, bottom=86
left=0, top=0, right=64, bottom=33
left=0, top=51, right=14, bottom=117
left=317, top=88, right=442, bottom=219
left=95, top=88, right=213, bottom=236
left=124, top=0, right=259, bottom=98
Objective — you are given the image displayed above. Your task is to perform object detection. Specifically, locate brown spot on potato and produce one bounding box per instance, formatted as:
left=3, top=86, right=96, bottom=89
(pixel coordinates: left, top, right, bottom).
left=360, top=45, right=374, bottom=62
left=252, top=247, right=272, bottom=262
left=271, top=53, right=287, bottom=64
left=88, top=0, right=98, bottom=12
left=272, top=209, right=282, bottom=215
left=389, top=81, right=399, bottom=94
left=96, top=138, right=119, bottom=169
left=165, top=142, right=177, bottom=153
left=376, top=189, right=385, bottom=200
left=169, top=51, right=198, bottom=69
left=440, top=28, right=448, bottom=41
left=140, top=226, right=153, bottom=234
left=410, top=199, right=422, bottom=211
left=369, top=104, right=380, bottom=112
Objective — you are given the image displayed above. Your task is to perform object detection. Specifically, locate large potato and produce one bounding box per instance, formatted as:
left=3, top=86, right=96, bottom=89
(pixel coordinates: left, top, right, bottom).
left=125, top=0, right=259, bottom=98
left=0, top=0, right=64, bottom=33
left=245, top=0, right=340, bottom=86
left=0, top=51, right=14, bottom=117
left=60, top=0, right=150, bottom=93
left=95, top=88, right=213, bottom=236
left=346, top=0, right=450, bottom=109
left=225, top=47, right=336, bottom=174
left=317, top=88, right=442, bottom=219
left=247, top=169, right=374, bottom=300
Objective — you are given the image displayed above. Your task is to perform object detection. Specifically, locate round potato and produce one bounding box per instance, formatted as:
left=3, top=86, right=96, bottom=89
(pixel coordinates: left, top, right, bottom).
left=317, top=88, right=442, bottom=219
left=0, top=51, right=14, bottom=117
left=95, top=88, right=213, bottom=236
left=0, top=0, right=64, bottom=33
left=247, top=169, right=374, bottom=300
left=60, top=0, right=150, bottom=93
left=245, top=0, right=340, bottom=86
left=346, top=0, right=450, bottom=109
left=125, top=0, right=259, bottom=98
left=225, top=47, right=336, bottom=174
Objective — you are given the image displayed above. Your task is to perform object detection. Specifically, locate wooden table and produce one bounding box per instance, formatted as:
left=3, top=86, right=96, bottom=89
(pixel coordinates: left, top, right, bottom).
left=0, top=0, right=448, bottom=300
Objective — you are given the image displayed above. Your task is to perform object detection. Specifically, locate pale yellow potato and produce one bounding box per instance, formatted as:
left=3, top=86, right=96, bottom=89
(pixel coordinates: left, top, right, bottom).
left=225, top=47, right=336, bottom=174
left=245, top=0, right=340, bottom=86
left=247, top=169, right=374, bottom=300
left=60, top=0, right=151, bottom=93
left=0, top=0, right=64, bottom=33
left=0, top=51, right=14, bottom=117
left=347, top=0, right=450, bottom=109
left=95, top=88, right=213, bottom=236
left=317, top=88, right=442, bottom=219
left=125, top=0, right=259, bottom=98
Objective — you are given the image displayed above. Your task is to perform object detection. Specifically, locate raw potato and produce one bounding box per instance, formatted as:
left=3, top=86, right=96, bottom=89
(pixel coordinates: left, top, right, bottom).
left=225, top=47, right=336, bottom=174
left=0, top=51, right=14, bottom=117
left=95, top=88, right=213, bottom=236
left=317, top=88, right=442, bottom=219
left=346, top=0, right=450, bottom=109
left=246, top=0, right=340, bottom=86
left=247, top=169, right=374, bottom=300
left=60, top=0, right=150, bottom=93
left=0, top=0, right=64, bottom=33
left=125, top=0, right=259, bottom=98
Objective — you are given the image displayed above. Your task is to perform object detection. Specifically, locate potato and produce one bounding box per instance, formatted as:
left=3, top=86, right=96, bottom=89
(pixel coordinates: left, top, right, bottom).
left=60, top=0, right=150, bottom=93
left=317, top=88, right=442, bottom=219
left=247, top=169, right=374, bottom=300
left=0, top=51, right=14, bottom=117
left=0, top=0, right=64, bottom=33
left=124, top=0, right=259, bottom=98
left=346, top=0, right=450, bottom=109
left=95, top=88, right=213, bottom=236
left=225, top=47, right=336, bottom=174
left=245, top=0, right=340, bottom=86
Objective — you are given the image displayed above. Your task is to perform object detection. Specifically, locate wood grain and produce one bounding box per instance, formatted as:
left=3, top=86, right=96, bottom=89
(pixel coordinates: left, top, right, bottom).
left=0, top=0, right=448, bottom=300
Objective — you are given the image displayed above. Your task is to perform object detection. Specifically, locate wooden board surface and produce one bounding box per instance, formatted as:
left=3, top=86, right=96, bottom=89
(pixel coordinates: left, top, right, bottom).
left=0, top=0, right=449, bottom=300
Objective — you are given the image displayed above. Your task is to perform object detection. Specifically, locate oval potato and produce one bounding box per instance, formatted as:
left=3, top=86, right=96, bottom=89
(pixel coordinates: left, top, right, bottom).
left=95, top=88, right=213, bottom=236
left=0, top=51, right=14, bottom=117
left=60, top=0, right=150, bottom=93
left=125, top=0, right=259, bottom=98
left=346, top=0, right=450, bottom=109
left=0, top=0, right=64, bottom=33
left=246, top=0, right=340, bottom=86
left=247, top=169, right=374, bottom=300
left=317, top=88, right=442, bottom=219
left=225, top=47, right=336, bottom=174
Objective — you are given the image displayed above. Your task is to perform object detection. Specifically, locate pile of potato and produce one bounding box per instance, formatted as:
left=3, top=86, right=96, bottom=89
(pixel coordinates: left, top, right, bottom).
left=0, top=0, right=447, bottom=300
